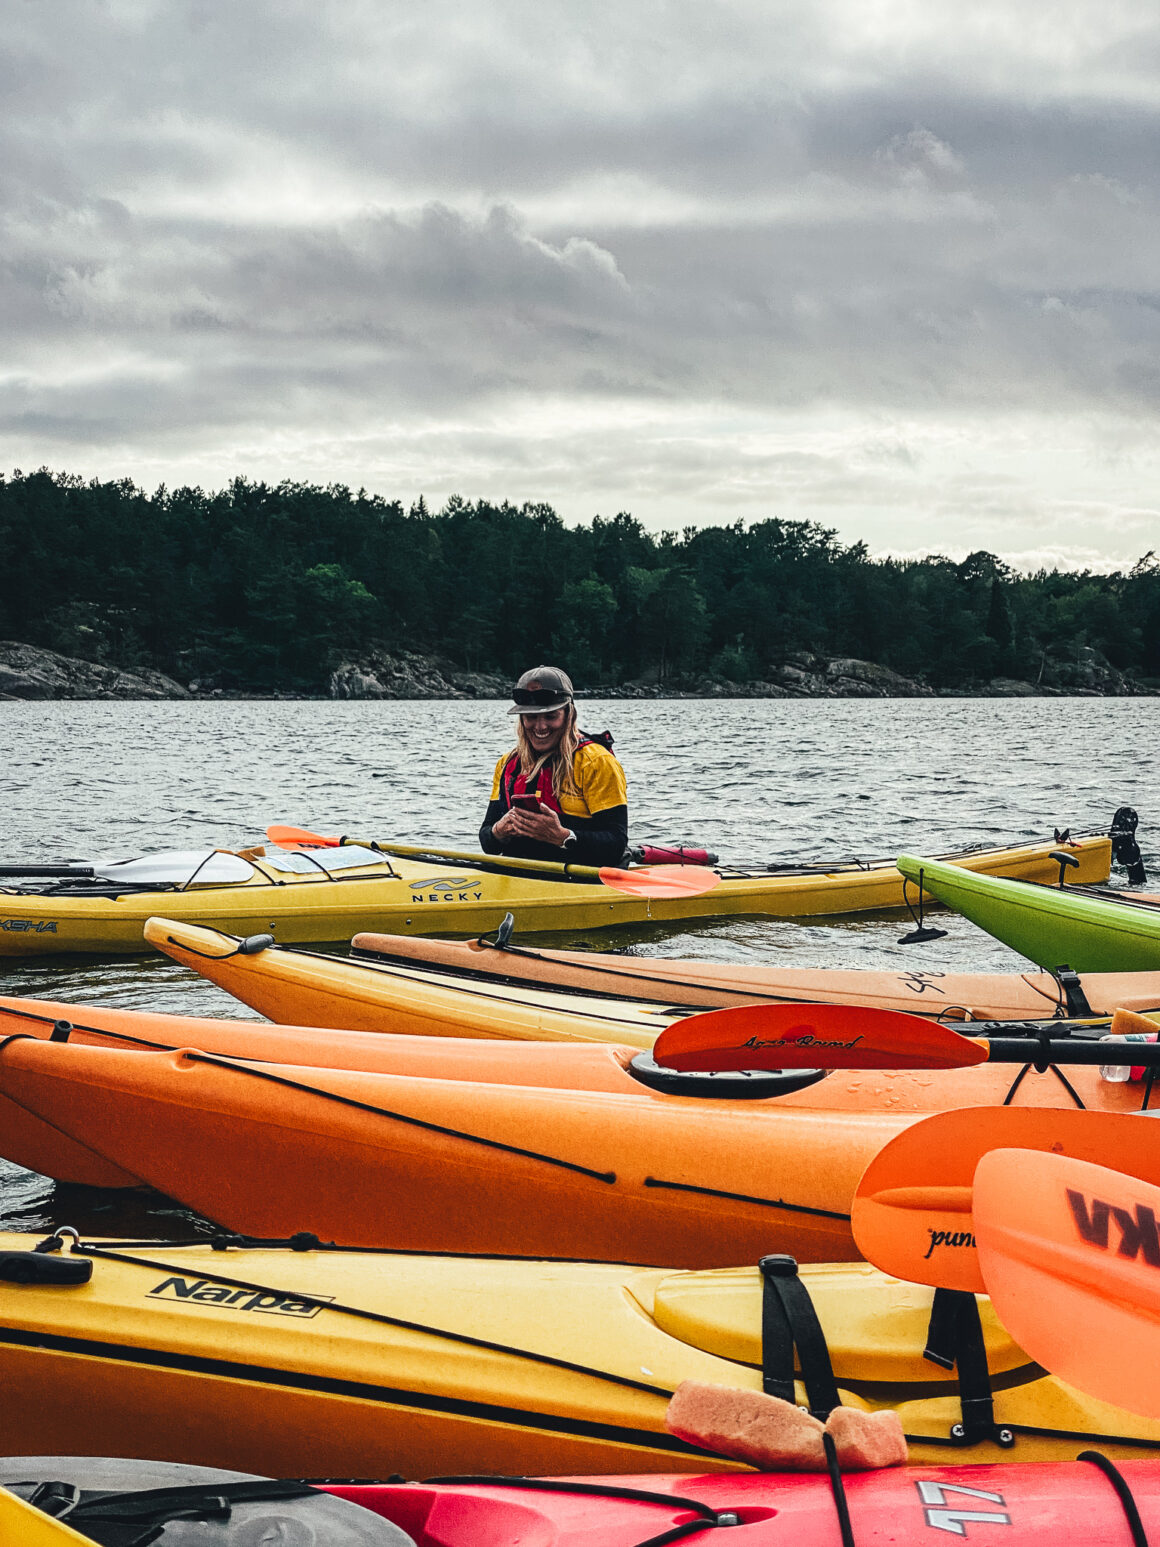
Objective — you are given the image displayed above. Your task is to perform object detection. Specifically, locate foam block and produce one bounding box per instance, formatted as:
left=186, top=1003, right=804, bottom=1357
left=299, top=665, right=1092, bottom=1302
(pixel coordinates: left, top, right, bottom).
left=1110, top=1007, right=1160, bottom=1037
left=665, top=1381, right=907, bottom=1471
left=665, top=1381, right=825, bottom=1469
left=824, top=1406, right=907, bottom=1470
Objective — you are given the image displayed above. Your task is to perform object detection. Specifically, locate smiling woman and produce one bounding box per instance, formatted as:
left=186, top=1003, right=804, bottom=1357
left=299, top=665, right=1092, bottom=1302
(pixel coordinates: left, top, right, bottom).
left=479, top=665, right=629, bottom=866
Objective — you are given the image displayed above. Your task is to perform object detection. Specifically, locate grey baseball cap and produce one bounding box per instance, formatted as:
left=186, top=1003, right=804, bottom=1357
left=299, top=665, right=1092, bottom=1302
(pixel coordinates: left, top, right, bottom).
left=507, top=665, right=575, bottom=716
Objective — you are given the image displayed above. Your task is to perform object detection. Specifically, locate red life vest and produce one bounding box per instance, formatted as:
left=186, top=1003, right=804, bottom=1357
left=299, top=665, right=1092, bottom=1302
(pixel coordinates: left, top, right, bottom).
left=501, top=731, right=615, bottom=818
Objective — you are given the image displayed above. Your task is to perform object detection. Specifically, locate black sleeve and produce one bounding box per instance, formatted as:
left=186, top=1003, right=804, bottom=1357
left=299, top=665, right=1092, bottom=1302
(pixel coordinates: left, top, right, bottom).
left=479, top=799, right=506, bottom=854
left=565, top=804, right=629, bottom=867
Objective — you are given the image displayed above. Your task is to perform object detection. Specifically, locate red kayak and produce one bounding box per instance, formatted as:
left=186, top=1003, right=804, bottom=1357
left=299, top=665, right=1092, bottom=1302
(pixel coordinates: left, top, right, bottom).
left=335, top=1462, right=1159, bottom=1544
left=7, top=1457, right=1157, bottom=1543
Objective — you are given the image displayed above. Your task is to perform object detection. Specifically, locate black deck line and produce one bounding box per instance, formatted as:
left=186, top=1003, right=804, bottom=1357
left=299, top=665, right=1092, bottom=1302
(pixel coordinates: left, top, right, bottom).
left=642, top=1177, right=851, bottom=1221
left=0, top=1325, right=710, bottom=1456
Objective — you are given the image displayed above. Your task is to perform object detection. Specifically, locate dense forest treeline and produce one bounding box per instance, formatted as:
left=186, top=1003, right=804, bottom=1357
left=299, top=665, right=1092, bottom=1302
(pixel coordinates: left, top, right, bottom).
left=2, top=468, right=1158, bottom=695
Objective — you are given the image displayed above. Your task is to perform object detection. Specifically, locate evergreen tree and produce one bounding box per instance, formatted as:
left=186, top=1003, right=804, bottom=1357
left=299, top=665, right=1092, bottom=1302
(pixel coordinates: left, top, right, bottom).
left=0, top=468, right=1153, bottom=695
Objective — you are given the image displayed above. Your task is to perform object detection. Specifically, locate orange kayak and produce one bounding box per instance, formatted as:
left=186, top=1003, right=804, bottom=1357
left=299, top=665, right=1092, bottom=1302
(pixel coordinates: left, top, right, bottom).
left=0, top=991, right=1150, bottom=1190
left=0, top=1017, right=1151, bottom=1264
left=350, top=931, right=1160, bottom=1018
left=0, top=1033, right=905, bottom=1265
left=0, top=993, right=642, bottom=1086
left=0, top=992, right=648, bottom=1190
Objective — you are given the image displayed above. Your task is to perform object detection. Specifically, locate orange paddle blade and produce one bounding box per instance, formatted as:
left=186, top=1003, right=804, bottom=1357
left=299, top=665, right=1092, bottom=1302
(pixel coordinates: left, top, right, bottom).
left=853, top=1107, right=1160, bottom=1293
left=976, top=1148, right=1160, bottom=1419
left=653, top=1001, right=985, bottom=1073
left=597, top=864, right=720, bottom=898
left=266, top=824, right=340, bottom=849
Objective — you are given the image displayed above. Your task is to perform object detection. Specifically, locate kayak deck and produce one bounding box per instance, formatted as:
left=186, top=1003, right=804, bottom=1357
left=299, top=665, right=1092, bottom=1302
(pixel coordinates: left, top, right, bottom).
left=349, top=930, right=1160, bottom=1020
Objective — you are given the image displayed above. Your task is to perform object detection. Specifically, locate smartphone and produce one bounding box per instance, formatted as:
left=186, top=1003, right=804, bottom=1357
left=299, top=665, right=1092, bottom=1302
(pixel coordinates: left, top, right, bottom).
left=512, top=794, right=541, bottom=812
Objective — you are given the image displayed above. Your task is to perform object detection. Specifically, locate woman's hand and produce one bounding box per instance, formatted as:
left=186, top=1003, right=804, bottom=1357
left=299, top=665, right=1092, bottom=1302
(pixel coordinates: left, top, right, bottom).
left=491, top=808, right=520, bottom=841
left=506, top=806, right=571, bottom=846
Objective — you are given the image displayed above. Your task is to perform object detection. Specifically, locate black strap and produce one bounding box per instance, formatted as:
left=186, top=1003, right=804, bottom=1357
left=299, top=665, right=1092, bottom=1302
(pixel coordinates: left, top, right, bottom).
left=1077, top=1451, right=1150, bottom=1547
left=40, top=1478, right=317, bottom=1522
left=822, top=1432, right=856, bottom=1547
left=953, top=1295, right=996, bottom=1445
left=759, top=1255, right=841, bottom=1419
left=1111, top=807, right=1148, bottom=886
left=1054, top=966, right=1094, bottom=1018
left=27, top=1479, right=320, bottom=1547
left=760, top=1253, right=796, bottom=1403
left=922, top=1286, right=960, bottom=1371
left=1144, top=1066, right=1158, bottom=1111
left=24, top=1482, right=84, bottom=1519
left=922, top=1289, right=1012, bottom=1447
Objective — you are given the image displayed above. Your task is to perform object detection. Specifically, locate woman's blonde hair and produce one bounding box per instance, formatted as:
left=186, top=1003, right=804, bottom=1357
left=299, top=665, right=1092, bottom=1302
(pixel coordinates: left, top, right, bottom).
left=512, top=704, right=583, bottom=802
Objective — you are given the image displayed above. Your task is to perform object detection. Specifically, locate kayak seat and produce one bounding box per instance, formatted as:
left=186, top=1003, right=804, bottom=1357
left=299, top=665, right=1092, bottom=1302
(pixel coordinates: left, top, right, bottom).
left=626, top=1053, right=828, bottom=1100
left=647, top=1262, right=1029, bottom=1388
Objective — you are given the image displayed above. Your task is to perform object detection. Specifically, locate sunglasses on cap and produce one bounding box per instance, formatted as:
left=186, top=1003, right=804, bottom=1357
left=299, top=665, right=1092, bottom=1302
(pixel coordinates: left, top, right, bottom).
left=512, top=687, right=572, bottom=708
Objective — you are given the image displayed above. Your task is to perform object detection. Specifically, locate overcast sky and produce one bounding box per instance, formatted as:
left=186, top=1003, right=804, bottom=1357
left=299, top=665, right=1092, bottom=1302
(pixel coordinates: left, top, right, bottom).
left=3, top=0, right=1159, bottom=569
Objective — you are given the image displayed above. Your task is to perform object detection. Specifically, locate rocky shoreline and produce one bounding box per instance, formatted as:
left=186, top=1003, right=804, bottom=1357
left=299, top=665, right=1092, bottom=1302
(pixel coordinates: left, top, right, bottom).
left=2, top=640, right=1154, bottom=702
left=0, top=642, right=192, bottom=701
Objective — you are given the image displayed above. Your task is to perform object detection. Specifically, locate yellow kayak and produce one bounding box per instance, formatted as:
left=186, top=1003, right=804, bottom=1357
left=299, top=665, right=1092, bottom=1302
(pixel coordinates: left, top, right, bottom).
left=0, top=1491, right=93, bottom=1547
left=1, top=1231, right=1157, bottom=1478
left=147, top=915, right=682, bottom=1046
left=148, top=904, right=1142, bottom=1049
left=0, top=832, right=1111, bottom=956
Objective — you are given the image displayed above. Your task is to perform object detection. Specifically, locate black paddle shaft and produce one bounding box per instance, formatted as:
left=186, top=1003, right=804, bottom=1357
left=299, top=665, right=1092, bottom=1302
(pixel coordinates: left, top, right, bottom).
left=987, top=1037, right=1160, bottom=1067
left=0, top=864, right=95, bottom=878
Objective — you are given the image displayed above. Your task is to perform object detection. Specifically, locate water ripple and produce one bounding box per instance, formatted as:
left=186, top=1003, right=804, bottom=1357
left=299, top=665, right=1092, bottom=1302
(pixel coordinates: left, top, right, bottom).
left=2, top=695, right=1157, bottom=1232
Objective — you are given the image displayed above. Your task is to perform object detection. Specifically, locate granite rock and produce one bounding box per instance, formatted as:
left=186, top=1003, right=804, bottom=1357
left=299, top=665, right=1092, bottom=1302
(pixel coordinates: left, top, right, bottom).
left=329, top=650, right=508, bottom=700
left=0, top=642, right=191, bottom=700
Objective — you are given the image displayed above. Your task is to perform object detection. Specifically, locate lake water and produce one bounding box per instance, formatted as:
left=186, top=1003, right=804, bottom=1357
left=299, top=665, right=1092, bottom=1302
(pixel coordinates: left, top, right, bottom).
left=1, top=694, right=1156, bottom=1235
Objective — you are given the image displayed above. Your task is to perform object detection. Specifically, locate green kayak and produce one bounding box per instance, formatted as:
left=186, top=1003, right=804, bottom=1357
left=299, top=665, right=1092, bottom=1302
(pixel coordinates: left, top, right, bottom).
left=897, top=852, right=1160, bottom=973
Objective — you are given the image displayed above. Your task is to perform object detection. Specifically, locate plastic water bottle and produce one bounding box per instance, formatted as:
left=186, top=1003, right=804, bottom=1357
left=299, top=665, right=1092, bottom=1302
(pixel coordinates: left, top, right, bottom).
left=1099, top=1031, right=1158, bottom=1082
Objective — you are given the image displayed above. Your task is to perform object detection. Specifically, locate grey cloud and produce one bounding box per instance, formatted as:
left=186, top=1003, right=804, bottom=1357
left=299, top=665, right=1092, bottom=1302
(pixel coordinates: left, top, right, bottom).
left=0, top=200, right=640, bottom=436
left=7, top=2, right=1159, bottom=203
left=5, top=174, right=1160, bottom=445
left=2, top=0, right=1160, bottom=562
